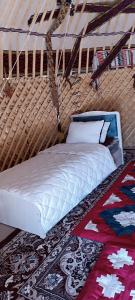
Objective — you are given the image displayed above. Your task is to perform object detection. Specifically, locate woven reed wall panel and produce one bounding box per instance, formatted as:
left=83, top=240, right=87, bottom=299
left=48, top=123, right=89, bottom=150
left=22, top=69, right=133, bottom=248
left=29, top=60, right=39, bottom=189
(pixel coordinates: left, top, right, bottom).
left=0, top=77, right=57, bottom=171
left=0, top=68, right=134, bottom=171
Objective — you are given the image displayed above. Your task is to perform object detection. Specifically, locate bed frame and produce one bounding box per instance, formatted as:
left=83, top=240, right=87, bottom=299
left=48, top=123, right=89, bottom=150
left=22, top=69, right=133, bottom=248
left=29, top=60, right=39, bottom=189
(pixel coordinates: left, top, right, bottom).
left=0, top=111, right=122, bottom=238
left=71, top=111, right=124, bottom=166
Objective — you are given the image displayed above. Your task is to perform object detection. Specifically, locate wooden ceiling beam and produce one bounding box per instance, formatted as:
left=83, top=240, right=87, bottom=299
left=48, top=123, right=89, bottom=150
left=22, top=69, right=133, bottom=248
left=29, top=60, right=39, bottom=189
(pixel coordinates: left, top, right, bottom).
left=91, top=27, right=134, bottom=82
left=79, top=3, right=135, bottom=14
left=28, top=3, right=135, bottom=26
left=64, top=0, right=135, bottom=79
left=85, top=1, right=135, bottom=34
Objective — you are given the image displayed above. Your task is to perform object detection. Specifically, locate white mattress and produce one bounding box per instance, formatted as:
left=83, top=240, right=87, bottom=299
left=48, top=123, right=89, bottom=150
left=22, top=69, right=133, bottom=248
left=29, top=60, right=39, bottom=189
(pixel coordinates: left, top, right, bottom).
left=0, top=143, right=116, bottom=237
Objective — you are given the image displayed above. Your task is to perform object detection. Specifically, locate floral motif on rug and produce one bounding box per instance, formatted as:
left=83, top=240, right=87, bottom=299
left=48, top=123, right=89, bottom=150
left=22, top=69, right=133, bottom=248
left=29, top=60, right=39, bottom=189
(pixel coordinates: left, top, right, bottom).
left=0, top=150, right=135, bottom=300
left=77, top=244, right=135, bottom=300
left=20, top=237, right=102, bottom=300
left=73, top=161, right=135, bottom=245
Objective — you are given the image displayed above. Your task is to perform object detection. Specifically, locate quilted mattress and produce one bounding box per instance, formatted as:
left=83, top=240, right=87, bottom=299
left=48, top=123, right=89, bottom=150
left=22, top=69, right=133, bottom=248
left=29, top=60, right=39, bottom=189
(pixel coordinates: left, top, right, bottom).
left=0, top=143, right=116, bottom=237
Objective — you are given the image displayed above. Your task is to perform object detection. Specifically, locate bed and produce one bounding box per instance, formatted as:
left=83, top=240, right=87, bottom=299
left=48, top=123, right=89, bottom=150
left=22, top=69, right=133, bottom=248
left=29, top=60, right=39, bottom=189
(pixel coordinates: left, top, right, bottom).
left=71, top=111, right=124, bottom=167
left=0, top=111, right=121, bottom=238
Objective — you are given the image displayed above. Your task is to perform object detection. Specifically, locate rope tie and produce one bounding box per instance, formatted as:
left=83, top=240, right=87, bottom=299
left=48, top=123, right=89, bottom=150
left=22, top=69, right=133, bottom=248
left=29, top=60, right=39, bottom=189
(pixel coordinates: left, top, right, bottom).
left=46, top=0, right=68, bottom=132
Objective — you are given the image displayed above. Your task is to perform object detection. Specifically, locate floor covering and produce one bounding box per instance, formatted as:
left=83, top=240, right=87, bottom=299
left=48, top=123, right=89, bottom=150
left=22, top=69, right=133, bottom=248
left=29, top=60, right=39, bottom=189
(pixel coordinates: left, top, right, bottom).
left=0, top=150, right=134, bottom=300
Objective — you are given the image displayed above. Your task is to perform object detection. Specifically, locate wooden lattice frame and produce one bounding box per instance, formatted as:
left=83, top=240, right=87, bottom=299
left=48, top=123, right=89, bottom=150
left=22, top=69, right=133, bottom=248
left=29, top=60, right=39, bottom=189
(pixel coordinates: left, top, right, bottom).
left=0, top=1, right=134, bottom=172
left=0, top=67, right=134, bottom=172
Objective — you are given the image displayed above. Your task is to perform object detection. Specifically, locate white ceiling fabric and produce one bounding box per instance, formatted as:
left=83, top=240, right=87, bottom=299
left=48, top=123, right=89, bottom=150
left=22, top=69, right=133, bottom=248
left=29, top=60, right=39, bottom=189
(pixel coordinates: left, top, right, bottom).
left=0, top=0, right=135, bottom=51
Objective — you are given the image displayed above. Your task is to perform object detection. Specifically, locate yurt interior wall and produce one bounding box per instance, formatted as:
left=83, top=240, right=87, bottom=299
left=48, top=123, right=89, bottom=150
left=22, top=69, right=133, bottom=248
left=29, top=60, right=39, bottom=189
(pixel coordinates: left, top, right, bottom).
left=0, top=0, right=135, bottom=172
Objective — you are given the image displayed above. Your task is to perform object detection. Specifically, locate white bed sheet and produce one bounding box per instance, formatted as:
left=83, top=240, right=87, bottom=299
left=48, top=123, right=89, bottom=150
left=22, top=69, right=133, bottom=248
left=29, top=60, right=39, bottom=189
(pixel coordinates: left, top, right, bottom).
left=0, top=143, right=116, bottom=237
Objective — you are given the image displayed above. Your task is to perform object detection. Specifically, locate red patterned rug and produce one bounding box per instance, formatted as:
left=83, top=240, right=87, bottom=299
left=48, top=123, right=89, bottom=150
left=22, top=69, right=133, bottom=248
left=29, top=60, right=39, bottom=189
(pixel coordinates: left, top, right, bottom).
left=77, top=243, right=135, bottom=300
left=73, top=161, right=135, bottom=245
left=0, top=152, right=135, bottom=300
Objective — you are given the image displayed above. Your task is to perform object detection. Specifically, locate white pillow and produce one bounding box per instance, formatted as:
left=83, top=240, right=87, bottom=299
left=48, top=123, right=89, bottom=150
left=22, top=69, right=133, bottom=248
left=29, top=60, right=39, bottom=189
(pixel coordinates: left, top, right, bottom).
left=66, top=121, right=104, bottom=144
left=100, top=122, right=110, bottom=143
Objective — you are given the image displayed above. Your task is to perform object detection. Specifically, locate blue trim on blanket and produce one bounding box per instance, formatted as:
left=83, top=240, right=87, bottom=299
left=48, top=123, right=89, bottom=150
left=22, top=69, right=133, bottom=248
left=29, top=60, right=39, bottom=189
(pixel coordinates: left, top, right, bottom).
left=100, top=205, right=135, bottom=236
left=121, top=185, right=135, bottom=201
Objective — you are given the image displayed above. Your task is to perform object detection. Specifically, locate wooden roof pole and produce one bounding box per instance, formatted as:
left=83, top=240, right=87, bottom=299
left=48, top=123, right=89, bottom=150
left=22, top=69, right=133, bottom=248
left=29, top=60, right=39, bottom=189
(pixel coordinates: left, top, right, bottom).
left=32, top=1, right=51, bottom=79
left=64, top=0, right=135, bottom=79
left=90, top=27, right=135, bottom=83
left=46, top=0, right=69, bottom=130
left=128, top=26, right=135, bottom=49
left=28, top=3, right=135, bottom=25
